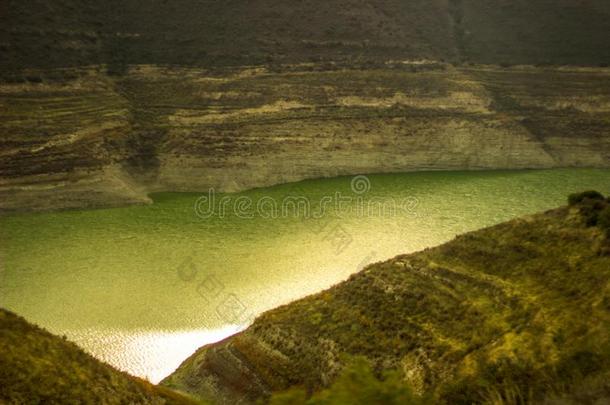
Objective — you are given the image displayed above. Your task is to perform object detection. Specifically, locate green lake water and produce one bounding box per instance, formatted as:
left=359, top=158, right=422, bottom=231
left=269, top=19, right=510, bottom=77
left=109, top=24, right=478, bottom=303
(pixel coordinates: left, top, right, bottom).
left=1, top=169, right=609, bottom=382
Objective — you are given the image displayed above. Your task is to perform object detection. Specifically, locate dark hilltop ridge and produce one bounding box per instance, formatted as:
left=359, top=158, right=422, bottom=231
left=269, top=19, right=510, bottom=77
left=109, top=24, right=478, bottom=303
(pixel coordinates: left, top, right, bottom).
left=2, top=0, right=610, bottom=70
left=162, top=192, right=610, bottom=404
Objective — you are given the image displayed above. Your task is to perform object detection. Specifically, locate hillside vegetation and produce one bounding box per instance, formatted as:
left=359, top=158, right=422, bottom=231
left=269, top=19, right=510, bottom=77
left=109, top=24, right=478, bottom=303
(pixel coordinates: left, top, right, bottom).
left=2, top=0, right=610, bottom=74
left=163, top=193, right=610, bottom=404
left=0, top=309, right=202, bottom=404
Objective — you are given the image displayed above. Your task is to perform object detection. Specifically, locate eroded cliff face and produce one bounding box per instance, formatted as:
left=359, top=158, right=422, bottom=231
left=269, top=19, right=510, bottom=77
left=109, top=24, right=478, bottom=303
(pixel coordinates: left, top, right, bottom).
left=1, top=63, right=610, bottom=211
left=0, top=69, right=150, bottom=211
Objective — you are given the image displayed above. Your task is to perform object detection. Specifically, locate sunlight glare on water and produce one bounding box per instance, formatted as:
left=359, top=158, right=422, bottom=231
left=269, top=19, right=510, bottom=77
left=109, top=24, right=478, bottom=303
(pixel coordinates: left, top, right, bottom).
left=75, top=326, right=244, bottom=383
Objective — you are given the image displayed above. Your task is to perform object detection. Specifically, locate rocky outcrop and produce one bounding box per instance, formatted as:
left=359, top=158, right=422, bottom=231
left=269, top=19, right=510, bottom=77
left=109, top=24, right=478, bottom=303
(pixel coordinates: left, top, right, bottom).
left=162, top=200, right=610, bottom=404
left=1, top=64, right=610, bottom=211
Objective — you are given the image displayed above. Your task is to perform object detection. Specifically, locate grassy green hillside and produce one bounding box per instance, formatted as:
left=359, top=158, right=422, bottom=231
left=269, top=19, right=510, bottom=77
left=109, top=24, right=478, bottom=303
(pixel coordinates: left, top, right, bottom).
left=163, top=193, right=610, bottom=404
left=0, top=309, right=202, bottom=404
left=2, top=0, right=610, bottom=74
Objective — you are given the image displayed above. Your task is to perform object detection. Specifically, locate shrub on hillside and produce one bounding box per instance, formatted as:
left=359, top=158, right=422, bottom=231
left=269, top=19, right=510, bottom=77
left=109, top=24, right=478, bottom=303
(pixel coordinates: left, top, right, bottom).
left=568, top=191, right=605, bottom=206
left=567, top=191, right=608, bottom=227
left=579, top=204, right=602, bottom=227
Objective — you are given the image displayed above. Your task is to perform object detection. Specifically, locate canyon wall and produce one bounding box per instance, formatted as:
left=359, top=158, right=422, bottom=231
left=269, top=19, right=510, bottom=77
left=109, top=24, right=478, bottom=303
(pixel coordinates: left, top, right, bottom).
left=2, top=1, right=610, bottom=211
left=1, top=63, right=610, bottom=211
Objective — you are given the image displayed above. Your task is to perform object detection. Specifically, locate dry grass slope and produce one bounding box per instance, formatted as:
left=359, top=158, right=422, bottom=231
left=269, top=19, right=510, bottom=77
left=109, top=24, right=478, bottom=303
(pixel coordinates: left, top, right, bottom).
left=163, top=194, right=610, bottom=404
left=0, top=309, right=203, bottom=404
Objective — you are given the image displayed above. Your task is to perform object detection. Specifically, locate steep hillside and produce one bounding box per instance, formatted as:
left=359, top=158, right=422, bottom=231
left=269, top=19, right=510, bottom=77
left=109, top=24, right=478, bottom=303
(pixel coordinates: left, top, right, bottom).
left=162, top=194, right=610, bottom=404
left=2, top=0, right=610, bottom=73
left=2, top=64, right=610, bottom=211
left=0, top=308, right=202, bottom=404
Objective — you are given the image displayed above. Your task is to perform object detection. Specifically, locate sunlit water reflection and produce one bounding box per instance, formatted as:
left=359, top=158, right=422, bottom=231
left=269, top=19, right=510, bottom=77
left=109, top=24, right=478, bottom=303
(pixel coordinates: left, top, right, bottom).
left=75, top=326, right=244, bottom=383
left=1, top=169, right=609, bottom=382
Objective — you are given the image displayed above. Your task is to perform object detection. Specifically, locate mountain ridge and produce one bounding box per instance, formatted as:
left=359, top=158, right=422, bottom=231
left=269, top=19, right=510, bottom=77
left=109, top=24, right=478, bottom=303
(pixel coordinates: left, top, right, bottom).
left=2, top=0, right=610, bottom=74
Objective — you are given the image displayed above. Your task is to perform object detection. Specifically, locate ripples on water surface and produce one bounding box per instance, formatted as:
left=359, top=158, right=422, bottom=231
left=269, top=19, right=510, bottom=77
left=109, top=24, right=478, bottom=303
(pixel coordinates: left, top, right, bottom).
left=1, top=169, right=609, bottom=382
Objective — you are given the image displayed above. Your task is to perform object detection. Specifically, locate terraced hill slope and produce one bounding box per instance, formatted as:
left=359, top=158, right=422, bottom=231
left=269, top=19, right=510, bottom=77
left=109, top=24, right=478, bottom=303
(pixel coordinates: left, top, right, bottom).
left=162, top=195, right=610, bottom=404
left=2, top=64, right=610, bottom=211
left=0, top=68, right=149, bottom=210
left=0, top=309, right=202, bottom=404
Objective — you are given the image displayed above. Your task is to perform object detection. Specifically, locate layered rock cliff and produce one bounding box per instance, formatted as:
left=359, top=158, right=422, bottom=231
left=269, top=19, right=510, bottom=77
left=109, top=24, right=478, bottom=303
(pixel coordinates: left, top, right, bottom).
left=162, top=197, right=610, bottom=404
left=2, top=1, right=610, bottom=211
left=1, top=64, right=610, bottom=211
left=0, top=68, right=149, bottom=210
